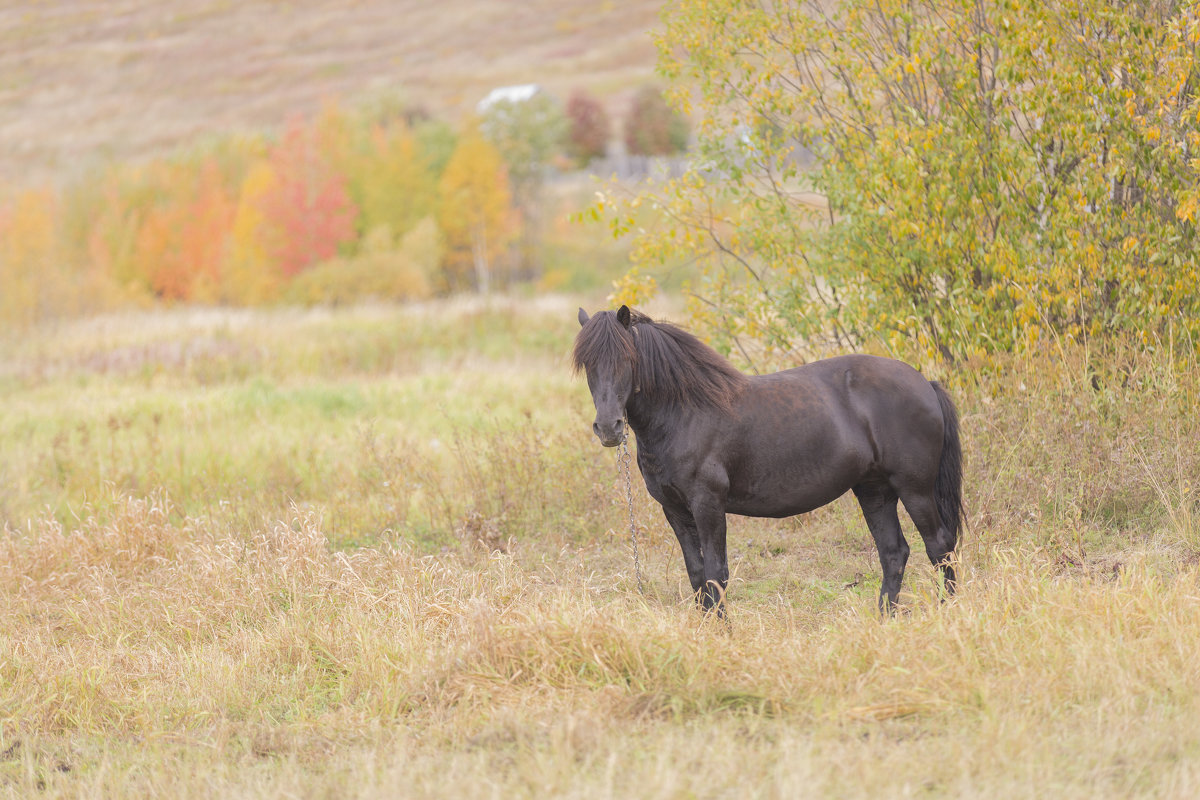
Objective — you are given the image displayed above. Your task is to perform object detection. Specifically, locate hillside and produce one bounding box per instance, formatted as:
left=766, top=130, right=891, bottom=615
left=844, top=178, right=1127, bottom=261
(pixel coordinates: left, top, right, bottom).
left=0, top=0, right=664, bottom=185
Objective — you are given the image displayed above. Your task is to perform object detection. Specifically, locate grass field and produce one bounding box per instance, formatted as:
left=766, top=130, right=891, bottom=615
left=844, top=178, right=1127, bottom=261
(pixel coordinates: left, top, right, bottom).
left=2, top=295, right=1200, bottom=797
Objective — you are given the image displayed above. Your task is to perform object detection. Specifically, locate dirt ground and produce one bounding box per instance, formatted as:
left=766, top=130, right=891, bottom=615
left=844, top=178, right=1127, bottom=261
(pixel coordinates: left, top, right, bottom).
left=0, top=0, right=663, bottom=185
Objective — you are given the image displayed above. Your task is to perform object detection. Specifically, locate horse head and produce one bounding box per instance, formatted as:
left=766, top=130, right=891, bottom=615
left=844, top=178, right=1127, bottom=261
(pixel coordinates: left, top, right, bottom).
left=574, top=305, right=636, bottom=447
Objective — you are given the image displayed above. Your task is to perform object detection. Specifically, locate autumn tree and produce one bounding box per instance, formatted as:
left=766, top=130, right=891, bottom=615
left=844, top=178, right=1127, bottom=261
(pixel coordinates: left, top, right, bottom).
left=565, top=89, right=611, bottom=164
left=260, top=118, right=358, bottom=278
left=415, top=119, right=458, bottom=176
left=176, top=160, right=236, bottom=302
left=479, top=93, right=567, bottom=276
left=225, top=161, right=283, bottom=304
left=82, top=165, right=161, bottom=302
left=284, top=219, right=440, bottom=305
left=0, top=184, right=126, bottom=323
left=131, top=159, right=235, bottom=301
left=624, top=84, right=689, bottom=156
left=346, top=121, right=439, bottom=244
left=615, top=0, right=1200, bottom=364
left=0, top=188, right=56, bottom=325
left=438, top=129, right=513, bottom=293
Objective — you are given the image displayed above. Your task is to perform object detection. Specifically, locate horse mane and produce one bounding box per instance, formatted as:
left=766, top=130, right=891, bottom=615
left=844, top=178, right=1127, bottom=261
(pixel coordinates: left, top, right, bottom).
left=572, top=309, right=637, bottom=380
left=573, top=309, right=748, bottom=412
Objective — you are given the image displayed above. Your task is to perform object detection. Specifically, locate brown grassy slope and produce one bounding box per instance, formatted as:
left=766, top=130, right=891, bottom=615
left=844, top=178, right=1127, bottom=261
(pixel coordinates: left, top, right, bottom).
left=0, top=0, right=663, bottom=185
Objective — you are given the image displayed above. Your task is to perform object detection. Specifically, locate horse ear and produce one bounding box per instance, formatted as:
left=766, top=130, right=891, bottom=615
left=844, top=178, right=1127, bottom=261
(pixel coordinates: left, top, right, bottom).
left=616, top=305, right=631, bottom=329
left=578, top=308, right=590, bottom=327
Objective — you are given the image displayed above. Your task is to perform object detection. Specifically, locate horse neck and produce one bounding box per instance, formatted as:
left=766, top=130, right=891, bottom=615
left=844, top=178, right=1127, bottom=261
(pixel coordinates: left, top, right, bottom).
left=624, top=387, right=680, bottom=451
left=625, top=324, right=738, bottom=443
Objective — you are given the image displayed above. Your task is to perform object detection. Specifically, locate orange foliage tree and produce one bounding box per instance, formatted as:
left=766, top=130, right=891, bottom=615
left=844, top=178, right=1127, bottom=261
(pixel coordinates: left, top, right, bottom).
left=131, top=159, right=236, bottom=301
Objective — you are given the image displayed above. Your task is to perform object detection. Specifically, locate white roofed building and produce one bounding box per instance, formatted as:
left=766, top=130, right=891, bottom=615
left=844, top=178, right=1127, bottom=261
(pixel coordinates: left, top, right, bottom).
left=476, top=84, right=542, bottom=114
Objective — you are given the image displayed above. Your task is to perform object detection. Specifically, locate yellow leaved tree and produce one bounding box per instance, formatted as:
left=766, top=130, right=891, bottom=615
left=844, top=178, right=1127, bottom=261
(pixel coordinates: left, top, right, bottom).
left=0, top=187, right=57, bottom=325
left=225, top=161, right=284, bottom=305
left=616, top=0, right=1200, bottom=365
left=437, top=127, right=514, bottom=293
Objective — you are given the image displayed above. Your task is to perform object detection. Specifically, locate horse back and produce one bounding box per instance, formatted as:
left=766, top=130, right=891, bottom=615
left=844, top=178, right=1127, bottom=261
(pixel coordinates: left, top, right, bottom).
left=713, top=355, right=944, bottom=515
left=750, top=354, right=942, bottom=454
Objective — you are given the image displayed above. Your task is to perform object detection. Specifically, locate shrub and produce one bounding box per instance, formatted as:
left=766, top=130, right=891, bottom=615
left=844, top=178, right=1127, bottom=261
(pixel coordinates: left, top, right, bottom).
left=284, top=222, right=438, bottom=305
left=565, top=89, right=611, bottom=164
left=624, top=85, right=689, bottom=156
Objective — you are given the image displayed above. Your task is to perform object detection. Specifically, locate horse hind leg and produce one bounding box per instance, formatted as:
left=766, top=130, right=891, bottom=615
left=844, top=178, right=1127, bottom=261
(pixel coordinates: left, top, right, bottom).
left=853, top=484, right=909, bottom=614
left=898, top=490, right=957, bottom=597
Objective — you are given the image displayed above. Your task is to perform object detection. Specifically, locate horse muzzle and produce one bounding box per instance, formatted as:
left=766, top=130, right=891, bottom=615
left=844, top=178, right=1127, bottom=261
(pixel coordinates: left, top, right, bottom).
left=593, top=418, right=626, bottom=447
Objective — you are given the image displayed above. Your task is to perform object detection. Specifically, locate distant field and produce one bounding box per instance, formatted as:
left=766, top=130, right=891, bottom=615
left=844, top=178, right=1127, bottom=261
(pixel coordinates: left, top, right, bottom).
left=0, top=0, right=664, bottom=184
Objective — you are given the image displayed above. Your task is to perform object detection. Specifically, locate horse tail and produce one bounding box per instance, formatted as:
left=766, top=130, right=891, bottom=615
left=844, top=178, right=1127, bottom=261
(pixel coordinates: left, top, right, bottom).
left=930, top=381, right=964, bottom=547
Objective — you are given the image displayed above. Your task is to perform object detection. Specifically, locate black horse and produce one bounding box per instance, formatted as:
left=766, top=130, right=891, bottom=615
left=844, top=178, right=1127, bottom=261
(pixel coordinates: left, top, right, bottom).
left=573, top=305, right=963, bottom=613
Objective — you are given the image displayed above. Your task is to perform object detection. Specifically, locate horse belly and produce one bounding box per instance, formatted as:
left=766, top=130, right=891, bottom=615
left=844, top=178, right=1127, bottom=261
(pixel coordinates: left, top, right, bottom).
left=725, top=477, right=856, bottom=518
left=723, top=442, right=871, bottom=519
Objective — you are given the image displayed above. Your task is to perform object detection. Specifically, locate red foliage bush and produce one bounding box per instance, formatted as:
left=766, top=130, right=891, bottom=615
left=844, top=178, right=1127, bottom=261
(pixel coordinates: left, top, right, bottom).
left=624, top=85, right=689, bottom=156
left=565, top=89, right=611, bottom=163
left=260, top=119, right=358, bottom=277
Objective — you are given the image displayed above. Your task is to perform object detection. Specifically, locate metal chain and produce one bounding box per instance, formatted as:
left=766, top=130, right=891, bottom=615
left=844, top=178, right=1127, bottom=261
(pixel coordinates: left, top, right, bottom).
left=617, top=418, right=645, bottom=595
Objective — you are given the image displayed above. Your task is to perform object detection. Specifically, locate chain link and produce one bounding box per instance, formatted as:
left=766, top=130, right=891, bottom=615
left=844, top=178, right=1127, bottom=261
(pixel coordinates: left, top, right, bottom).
left=617, top=417, right=645, bottom=595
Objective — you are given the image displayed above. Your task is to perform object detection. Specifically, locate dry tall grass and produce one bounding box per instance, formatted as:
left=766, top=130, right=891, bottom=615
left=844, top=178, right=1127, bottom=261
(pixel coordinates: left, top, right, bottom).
left=4, top=493, right=1200, bottom=797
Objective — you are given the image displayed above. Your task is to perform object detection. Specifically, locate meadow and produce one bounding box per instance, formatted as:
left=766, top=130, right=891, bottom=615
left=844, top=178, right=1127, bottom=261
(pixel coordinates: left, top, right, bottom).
left=2, top=294, right=1199, bottom=797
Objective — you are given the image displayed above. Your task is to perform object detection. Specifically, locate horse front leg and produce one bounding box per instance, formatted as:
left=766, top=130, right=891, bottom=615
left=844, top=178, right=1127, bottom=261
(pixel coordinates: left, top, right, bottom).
left=690, top=499, right=730, bottom=616
left=661, top=504, right=705, bottom=602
